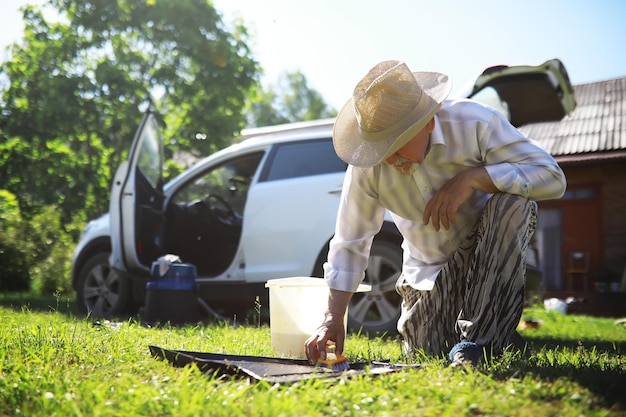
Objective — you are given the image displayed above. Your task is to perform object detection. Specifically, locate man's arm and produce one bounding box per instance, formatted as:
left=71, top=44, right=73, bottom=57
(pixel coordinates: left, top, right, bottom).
left=304, top=289, right=353, bottom=364
left=304, top=166, right=386, bottom=364
left=425, top=106, right=566, bottom=231
left=424, top=167, right=497, bottom=231
left=481, top=110, right=567, bottom=201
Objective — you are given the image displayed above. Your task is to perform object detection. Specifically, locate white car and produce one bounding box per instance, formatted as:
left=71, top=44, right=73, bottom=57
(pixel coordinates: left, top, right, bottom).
left=71, top=59, right=576, bottom=334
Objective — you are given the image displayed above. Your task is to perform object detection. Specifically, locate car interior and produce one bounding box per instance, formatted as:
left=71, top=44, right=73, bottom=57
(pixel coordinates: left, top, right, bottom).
left=162, top=152, right=264, bottom=276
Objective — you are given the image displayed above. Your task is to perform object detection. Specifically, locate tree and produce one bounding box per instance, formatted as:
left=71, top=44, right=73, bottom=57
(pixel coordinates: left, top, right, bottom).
left=0, top=0, right=261, bottom=223
left=246, top=70, right=336, bottom=128
left=0, top=190, right=30, bottom=291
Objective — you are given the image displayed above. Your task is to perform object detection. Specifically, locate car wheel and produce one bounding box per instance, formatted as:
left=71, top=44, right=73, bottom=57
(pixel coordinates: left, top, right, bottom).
left=347, top=240, right=402, bottom=335
left=76, top=252, right=134, bottom=318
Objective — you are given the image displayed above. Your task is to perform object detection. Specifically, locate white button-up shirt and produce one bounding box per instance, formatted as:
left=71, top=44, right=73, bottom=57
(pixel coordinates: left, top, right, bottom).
left=324, top=99, right=567, bottom=292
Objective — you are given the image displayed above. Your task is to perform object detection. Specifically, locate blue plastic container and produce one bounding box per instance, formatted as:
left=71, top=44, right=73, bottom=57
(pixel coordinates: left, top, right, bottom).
left=146, top=281, right=196, bottom=291
left=143, top=262, right=199, bottom=325
left=150, top=262, right=198, bottom=283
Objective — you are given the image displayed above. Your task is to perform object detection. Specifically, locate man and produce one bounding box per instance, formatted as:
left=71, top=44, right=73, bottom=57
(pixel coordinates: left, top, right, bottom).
left=304, top=60, right=566, bottom=367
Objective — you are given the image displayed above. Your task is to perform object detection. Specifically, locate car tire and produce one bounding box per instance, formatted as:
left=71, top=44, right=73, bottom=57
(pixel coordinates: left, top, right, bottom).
left=76, top=252, right=135, bottom=318
left=347, top=240, right=402, bottom=335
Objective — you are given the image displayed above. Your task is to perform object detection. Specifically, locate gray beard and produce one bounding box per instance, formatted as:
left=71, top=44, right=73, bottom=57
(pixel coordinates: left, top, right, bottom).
left=391, top=156, right=418, bottom=175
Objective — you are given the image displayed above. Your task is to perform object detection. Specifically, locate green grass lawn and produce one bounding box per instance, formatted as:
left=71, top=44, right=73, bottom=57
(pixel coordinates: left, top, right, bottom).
left=1, top=293, right=625, bottom=416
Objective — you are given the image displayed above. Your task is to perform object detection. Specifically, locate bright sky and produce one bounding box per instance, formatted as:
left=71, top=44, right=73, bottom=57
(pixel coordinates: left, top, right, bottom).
left=3, top=0, right=626, bottom=109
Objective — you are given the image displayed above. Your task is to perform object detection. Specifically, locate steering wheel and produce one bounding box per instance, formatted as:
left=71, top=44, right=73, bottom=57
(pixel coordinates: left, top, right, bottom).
left=203, top=194, right=240, bottom=227
left=228, top=177, right=249, bottom=192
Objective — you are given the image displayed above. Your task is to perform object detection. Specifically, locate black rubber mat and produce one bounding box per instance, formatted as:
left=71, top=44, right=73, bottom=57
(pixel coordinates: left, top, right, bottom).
left=149, top=345, right=421, bottom=383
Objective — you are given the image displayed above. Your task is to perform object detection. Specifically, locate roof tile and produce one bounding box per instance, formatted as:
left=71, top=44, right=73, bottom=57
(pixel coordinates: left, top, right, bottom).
left=520, top=77, right=626, bottom=160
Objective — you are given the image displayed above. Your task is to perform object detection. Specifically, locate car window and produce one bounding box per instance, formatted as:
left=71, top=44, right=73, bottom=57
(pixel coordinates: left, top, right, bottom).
left=171, top=151, right=264, bottom=216
left=469, top=86, right=511, bottom=121
left=136, top=117, right=163, bottom=188
left=260, top=139, right=347, bottom=182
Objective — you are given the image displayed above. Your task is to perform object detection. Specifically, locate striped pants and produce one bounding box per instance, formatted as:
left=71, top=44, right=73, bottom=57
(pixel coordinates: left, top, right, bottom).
left=396, top=193, right=537, bottom=358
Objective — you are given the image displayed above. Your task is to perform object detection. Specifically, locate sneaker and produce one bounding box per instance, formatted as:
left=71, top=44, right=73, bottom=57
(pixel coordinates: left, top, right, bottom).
left=448, top=342, right=482, bottom=368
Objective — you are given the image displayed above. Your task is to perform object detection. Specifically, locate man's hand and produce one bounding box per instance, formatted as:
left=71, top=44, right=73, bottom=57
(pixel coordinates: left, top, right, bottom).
left=304, top=289, right=353, bottom=364
left=304, top=311, right=346, bottom=364
left=423, top=167, right=498, bottom=231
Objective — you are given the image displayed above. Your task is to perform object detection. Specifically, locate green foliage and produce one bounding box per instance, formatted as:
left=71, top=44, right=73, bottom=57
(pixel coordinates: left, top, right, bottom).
left=246, top=87, right=290, bottom=127
left=0, top=190, right=79, bottom=294
left=0, top=243, right=31, bottom=292
left=246, top=70, right=337, bottom=127
left=0, top=189, right=21, bottom=226
left=0, top=0, right=263, bottom=293
left=26, top=205, right=81, bottom=295
left=0, top=0, right=261, bottom=225
left=0, top=190, right=31, bottom=291
left=280, top=71, right=337, bottom=122
left=0, top=300, right=624, bottom=415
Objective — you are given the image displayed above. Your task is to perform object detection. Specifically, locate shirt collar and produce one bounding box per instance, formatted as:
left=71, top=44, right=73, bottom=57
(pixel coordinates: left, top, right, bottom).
left=431, top=114, right=446, bottom=147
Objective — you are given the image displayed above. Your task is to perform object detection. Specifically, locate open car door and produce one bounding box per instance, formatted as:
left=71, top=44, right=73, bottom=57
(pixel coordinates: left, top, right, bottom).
left=110, top=111, right=165, bottom=274
left=466, top=58, right=577, bottom=126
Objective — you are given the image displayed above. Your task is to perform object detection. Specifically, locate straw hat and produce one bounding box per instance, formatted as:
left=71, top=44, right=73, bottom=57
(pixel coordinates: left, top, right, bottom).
left=333, top=60, right=452, bottom=167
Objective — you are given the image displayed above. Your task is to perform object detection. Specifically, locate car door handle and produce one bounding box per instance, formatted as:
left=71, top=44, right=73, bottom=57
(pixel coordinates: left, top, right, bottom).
left=328, top=189, right=342, bottom=195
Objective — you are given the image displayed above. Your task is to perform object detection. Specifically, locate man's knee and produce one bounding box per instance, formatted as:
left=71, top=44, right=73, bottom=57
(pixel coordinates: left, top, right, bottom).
left=485, top=193, right=535, bottom=227
left=477, top=193, right=537, bottom=250
left=487, top=192, right=532, bottom=210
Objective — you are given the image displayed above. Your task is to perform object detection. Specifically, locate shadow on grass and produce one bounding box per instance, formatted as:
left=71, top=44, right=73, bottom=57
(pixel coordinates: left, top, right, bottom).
left=492, top=336, right=626, bottom=409
left=526, top=336, right=626, bottom=354
left=0, top=293, right=78, bottom=315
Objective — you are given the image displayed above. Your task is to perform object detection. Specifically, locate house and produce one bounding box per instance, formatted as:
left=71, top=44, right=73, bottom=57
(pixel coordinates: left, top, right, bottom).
left=519, top=77, right=626, bottom=315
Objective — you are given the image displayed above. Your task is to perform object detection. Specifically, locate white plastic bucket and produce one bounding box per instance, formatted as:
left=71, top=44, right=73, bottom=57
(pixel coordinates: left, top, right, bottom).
left=265, top=277, right=371, bottom=358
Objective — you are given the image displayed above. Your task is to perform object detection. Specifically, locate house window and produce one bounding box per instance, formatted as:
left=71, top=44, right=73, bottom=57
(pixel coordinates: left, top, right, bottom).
left=561, top=188, right=596, bottom=200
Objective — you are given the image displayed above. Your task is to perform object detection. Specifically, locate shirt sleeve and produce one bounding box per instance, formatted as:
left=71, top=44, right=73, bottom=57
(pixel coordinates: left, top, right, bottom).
left=481, top=110, right=567, bottom=201
left=324, top=165, right=387, bottom=293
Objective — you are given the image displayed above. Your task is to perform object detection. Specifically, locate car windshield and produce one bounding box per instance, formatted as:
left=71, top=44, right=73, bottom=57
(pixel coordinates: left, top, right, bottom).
left=469, top=86, right=511, bottom=121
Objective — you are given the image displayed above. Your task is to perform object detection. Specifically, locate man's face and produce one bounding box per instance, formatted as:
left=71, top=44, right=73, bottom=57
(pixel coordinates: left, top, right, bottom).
left=384, top=118, right=435, bottom=174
